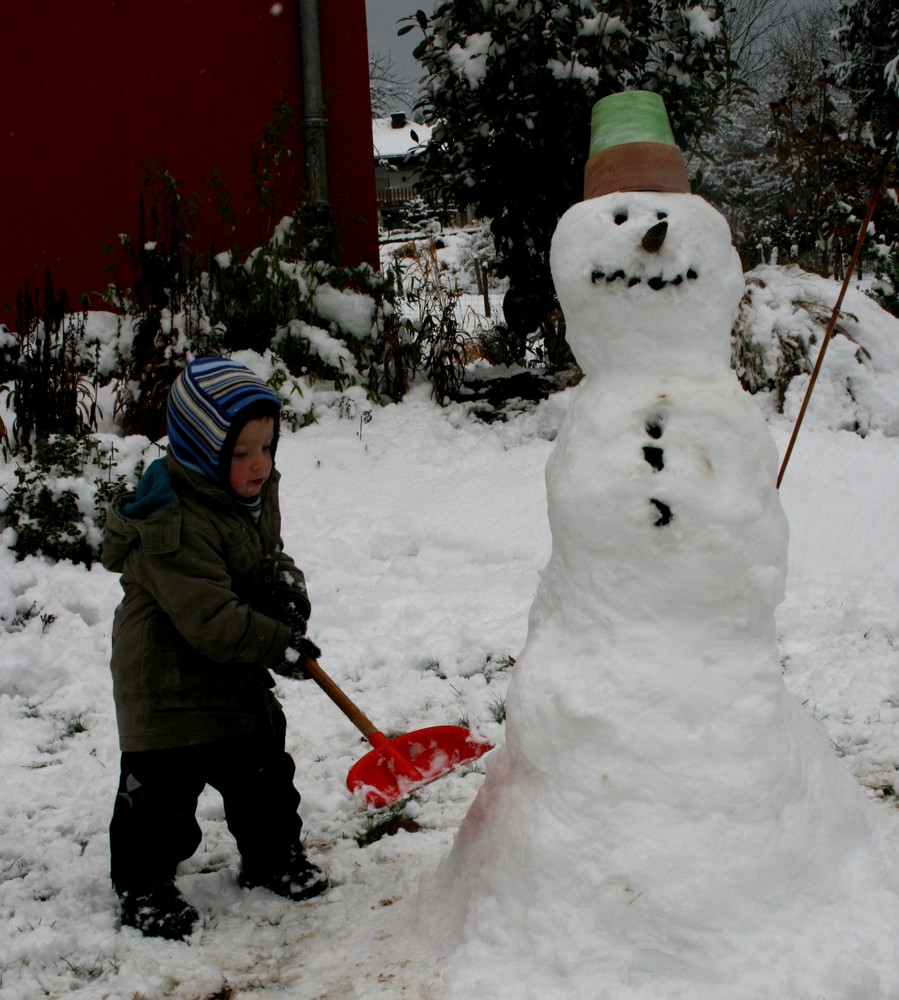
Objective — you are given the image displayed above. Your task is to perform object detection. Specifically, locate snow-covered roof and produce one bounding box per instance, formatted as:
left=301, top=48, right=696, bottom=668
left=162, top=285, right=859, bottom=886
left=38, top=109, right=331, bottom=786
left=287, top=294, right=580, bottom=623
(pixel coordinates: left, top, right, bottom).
left=372, top=114, right=431, bottom=160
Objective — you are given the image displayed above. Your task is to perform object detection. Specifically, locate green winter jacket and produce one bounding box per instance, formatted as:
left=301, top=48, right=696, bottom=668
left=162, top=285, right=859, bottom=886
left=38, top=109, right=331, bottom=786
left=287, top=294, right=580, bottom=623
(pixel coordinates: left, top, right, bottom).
left=102, top=454, right=311, bottom=751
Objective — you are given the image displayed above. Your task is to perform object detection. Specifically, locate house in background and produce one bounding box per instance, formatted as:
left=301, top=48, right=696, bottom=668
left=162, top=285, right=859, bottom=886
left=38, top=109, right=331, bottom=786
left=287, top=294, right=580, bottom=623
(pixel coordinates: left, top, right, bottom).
left=373, top=112, right=433, bottom=230
left=0, top=0, right=378, bottom=324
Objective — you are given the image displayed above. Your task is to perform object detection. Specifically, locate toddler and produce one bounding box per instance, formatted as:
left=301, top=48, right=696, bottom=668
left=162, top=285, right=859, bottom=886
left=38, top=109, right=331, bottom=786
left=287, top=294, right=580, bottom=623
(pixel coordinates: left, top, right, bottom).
left=102, top=357, right=327, bottom=939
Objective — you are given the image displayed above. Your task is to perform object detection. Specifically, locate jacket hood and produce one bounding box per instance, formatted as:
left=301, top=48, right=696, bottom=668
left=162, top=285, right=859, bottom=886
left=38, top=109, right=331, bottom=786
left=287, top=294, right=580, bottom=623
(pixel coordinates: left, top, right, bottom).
left=102, top=458, right=180, bottom=573
left=121, top=457, right=174, bottom=519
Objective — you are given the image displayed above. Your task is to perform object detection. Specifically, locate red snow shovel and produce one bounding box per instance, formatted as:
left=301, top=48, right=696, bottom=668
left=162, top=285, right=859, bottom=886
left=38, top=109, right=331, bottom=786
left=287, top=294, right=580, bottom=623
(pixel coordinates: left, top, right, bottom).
left=303, top=657, right=493, bottom=808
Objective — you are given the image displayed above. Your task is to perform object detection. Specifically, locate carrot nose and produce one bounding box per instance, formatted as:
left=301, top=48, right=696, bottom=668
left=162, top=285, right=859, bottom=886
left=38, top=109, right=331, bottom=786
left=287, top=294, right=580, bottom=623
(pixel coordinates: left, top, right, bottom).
left=641, top=220, right=668, bottom=253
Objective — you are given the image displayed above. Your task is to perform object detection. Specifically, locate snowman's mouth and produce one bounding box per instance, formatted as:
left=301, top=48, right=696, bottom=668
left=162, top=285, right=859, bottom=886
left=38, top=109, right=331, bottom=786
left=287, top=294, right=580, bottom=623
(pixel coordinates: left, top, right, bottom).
left=590, top=267, right=699, bottom=290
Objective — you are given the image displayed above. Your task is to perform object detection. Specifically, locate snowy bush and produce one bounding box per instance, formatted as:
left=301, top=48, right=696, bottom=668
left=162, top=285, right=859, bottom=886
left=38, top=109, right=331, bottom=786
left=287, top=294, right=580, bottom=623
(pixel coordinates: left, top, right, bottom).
left=0, top=435, right=148, bottom=567
left=387, top=239, right=469, bottom=403
left=104, top=214, right=409, bottom=438
left=733, top=264, right=899, bottom=435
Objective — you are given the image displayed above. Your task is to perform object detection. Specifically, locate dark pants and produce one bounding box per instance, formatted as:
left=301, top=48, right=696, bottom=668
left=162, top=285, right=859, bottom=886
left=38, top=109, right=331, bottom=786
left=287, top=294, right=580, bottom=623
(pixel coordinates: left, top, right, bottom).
left=109, top=710, right=303, bottom=895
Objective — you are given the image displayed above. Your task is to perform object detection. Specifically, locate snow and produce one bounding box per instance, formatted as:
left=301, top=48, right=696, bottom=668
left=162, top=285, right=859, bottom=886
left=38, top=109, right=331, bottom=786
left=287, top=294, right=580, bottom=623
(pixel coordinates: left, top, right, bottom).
left=445, top=32, right=492, bottom=89
left=889, top=54, right=899, bottom=94
left=372, top=117, right=432, bottom=160
left=548, top=58, right=601, bottom=84
left=681, top=4, right=720, bottom=41
left=578, top=12, right=628, bottom=40
left=313, top=284, right=377, bottom=340
left=2, top=234, right=899, bottom=996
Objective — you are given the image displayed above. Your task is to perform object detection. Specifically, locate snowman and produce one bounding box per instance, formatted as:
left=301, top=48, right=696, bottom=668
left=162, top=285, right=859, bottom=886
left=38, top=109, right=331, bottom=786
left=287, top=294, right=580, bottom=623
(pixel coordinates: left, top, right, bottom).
left=418, top=92, right=899, bottom=999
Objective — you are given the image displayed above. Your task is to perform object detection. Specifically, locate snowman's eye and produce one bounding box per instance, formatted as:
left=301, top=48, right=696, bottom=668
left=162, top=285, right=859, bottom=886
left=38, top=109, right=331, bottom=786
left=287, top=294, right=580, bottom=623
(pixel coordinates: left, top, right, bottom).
left=614, top=212, right=628, bottom=225
left=657, top=212, right=668, bottom=220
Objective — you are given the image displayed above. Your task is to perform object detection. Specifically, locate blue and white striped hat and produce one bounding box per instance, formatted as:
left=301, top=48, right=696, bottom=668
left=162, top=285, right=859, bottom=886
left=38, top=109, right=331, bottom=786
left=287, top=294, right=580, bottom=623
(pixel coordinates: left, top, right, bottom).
left=167, top=357, right=282, bottom=486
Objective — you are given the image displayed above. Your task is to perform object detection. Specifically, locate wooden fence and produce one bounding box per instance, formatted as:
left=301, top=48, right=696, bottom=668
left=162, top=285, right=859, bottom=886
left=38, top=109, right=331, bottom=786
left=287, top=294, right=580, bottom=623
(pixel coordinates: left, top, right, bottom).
left=376, top=187, right=419, bottom=207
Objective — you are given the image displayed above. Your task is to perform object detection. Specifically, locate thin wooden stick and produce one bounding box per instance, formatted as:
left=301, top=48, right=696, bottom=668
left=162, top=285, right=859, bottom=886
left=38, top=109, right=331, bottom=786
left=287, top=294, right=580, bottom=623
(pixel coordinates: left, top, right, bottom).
left=777, top=122, right=898, bottom=489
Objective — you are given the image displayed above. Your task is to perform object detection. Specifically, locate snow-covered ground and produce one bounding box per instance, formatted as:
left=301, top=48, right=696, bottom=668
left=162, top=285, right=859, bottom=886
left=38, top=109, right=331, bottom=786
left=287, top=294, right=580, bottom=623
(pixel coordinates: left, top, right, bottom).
left=1, top=264, right=898, bottom=998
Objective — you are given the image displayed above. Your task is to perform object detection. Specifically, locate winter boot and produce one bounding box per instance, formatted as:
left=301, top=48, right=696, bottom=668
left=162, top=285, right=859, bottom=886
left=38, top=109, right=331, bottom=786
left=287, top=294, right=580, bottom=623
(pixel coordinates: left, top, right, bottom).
left=239, top=851, right=330, bottom=902
left=119, top=883, right=199, bottom=940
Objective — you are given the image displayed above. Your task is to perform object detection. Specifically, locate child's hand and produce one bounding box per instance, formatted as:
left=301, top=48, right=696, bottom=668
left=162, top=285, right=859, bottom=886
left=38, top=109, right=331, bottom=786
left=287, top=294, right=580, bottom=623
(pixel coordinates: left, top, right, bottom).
left=272, top=597, right=309, bottom=636
left=288, top=634, right=322, bottom=664
left=274, top=634, right=322, bottom=679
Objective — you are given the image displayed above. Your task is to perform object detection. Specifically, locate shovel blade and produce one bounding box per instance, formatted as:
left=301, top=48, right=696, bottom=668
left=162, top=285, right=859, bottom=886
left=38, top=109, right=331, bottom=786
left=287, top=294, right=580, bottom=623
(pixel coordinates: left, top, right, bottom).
left=347, top=725, right=492, bottom=808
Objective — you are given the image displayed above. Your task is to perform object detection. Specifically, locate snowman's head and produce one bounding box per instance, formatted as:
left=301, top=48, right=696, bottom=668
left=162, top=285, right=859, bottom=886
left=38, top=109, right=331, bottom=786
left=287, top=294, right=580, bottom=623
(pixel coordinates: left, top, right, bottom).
left=550, top=190, right=745, bottom=378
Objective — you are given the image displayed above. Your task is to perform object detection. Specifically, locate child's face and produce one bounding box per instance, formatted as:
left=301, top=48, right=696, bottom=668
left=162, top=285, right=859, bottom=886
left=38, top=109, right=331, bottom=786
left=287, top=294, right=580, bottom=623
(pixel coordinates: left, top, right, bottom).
left=229, top=416, right=275, bottom=498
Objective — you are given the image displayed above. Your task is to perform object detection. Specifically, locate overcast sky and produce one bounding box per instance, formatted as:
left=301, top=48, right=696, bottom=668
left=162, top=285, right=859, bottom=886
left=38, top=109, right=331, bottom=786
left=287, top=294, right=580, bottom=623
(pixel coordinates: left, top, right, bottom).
left=365, top=0, right=423, bottom=84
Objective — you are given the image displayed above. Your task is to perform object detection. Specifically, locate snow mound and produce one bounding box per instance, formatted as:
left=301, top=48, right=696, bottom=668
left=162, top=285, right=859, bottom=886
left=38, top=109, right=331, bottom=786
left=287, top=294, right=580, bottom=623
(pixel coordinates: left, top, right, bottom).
left=735, top=264, right=899, bottom=436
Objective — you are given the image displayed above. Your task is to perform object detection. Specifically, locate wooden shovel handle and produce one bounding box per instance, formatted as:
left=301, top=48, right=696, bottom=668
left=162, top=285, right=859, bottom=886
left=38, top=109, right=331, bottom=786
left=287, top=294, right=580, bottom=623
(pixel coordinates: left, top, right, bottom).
left=302, top=657, right=380, bottom=742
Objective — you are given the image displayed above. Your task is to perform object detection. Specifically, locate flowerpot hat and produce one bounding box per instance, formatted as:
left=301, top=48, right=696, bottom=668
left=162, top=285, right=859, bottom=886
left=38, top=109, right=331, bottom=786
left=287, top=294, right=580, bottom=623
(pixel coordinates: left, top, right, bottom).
left=583, top=91, right=690, bottom=200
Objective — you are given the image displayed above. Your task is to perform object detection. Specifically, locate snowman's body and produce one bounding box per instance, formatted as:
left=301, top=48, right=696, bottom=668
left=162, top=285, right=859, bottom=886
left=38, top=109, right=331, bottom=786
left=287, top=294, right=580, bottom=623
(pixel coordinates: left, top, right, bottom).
left=528, top=193, right=790, bottom=753
left=421, top=192, right=899, bottom=1000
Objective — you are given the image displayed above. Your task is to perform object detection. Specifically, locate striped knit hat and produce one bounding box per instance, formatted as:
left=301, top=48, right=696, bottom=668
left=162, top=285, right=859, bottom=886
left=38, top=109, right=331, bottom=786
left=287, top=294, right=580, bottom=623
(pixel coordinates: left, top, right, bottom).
left=167, top=358, right=282, bottom=489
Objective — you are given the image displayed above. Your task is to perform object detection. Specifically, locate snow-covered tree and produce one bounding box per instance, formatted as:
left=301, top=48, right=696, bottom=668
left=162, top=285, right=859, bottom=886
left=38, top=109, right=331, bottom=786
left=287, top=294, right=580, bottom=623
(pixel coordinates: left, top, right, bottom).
left=834, top=0, right=899, bottom=148
left=699, top=2, right=887, bottom=278
left=833, top=0, right=899, bottom=299
left=695, top=84, right=782, bottom=267
left=753, top=6, right=867, bottom=277
left=404, top=1, right=730, bottom=355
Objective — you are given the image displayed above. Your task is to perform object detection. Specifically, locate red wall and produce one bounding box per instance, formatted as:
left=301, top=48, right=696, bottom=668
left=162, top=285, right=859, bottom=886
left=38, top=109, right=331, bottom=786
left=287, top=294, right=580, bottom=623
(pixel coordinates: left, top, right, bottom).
left=0, top=0, right=378, bottom=324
